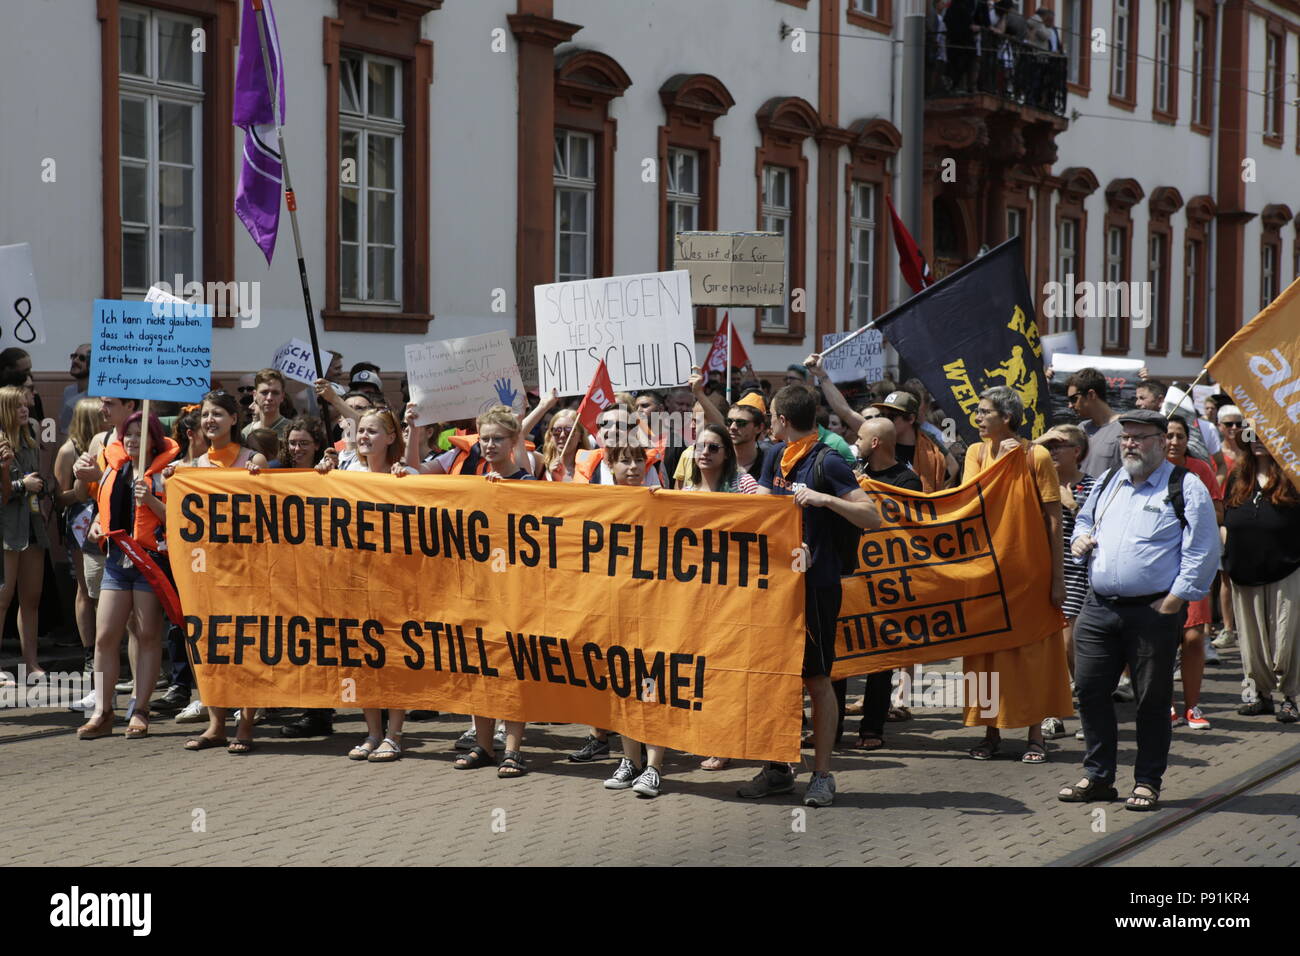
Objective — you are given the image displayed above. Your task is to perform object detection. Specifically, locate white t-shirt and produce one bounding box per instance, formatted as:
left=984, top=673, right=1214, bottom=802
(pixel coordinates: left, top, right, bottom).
left=1196, top=418, right=1221, bottom=456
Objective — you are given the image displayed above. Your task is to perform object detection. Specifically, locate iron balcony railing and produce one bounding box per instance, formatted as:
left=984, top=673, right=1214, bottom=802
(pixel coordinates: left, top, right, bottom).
left=926, top=29, right=1068, bottom=116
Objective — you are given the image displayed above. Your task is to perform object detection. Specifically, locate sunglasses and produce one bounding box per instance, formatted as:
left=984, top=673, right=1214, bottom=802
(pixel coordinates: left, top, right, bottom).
left=695, top=441, right=724, bottom=453
left=726, top=417, right=755, bottom=428
left=237, top=386, right=255, bottom=393
left=1221, top=421, right=1244, bottom=429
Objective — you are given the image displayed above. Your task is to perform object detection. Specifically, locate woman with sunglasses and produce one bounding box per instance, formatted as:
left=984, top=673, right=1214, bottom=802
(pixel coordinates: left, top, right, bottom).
left=963, top=387, right=1070, bottom=764
left=1212, top=405, right=1246, bottom=650
left=675, top=425, right=756, bottom=768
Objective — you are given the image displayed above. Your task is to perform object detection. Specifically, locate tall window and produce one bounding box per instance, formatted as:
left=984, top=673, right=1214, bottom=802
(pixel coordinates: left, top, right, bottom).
left=1262, top=242, right=1278, bottom=308
left=1191, top=14, right=1207, bottom=125
left=1264, top=32, right=1283, bottom=140
left=118, top=5, right=203, bottom=293
left=1104, top=225, right=1126, bottom=348
left=1155, top=0, right=1172, bottom=113
left=1055, top=218, right=1078, bottom=333
left=1111, top=0, right=1131, bottom=100
left=665, top=147, right=700, bottom=270
left=555, top=129, right=596, bottom=282
left=848, top=182, right=877, bottom=327
left=1063, top=0, right=1084, bottom=84
left=1146, top=232, right=1167, bottom=351
left=1183, top=238, right=1202, bottom=353
left=339, top=51, right=403, bottom=305
left=1007, top=207, right=1023, bottom=240
left=759, top=164, right=793, bottom=332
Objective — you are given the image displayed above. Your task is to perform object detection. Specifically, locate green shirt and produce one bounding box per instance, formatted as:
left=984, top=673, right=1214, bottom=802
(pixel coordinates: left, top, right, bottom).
left=818, top=425, right=856, bottom=463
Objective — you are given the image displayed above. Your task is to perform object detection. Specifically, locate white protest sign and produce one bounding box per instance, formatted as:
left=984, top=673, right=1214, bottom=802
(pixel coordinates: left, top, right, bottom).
left=820, top=329, right=884, bottom=383
left=0, top=243, right=47, bottom=345
left=272, top=338, right=318, bottom=385
left=1041, top=331, right=1077, bottom=369
left=534, top=270, right=695, bottom=397
left=405, top=330, right=526, bottom=426
left=511, top=336, right=538, bottom=390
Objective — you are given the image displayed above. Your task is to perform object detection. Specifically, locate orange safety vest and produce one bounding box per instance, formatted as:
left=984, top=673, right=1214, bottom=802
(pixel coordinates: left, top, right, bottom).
left=443, top=434, right=536, bottom=475
left=96, top=437, right=180, bottom=552
left=573, top=445, right=665, bottom=484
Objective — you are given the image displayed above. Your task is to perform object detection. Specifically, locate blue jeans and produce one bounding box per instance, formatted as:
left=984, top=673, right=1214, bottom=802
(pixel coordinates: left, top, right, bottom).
left=1074, top=590, right=1185, bottom=791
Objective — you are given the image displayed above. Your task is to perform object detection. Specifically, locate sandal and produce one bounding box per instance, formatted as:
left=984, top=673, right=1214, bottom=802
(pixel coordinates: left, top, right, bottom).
left=77, top=713, right=115, bottom=740
left=454, top=744, right=496, bottom=770
left=1125, top=784, right=1160, bottom=812
left=700, top=756, right=731, bottom=771
left=125, top=714, right=150, bottom=739
left=184, top=735, right=228, bottom=751
left=1022, top=742, right=1048, bottom=764
left=1058, top=777, right=1118, bottom=803
left=368, top=737, right=403, bottom=763
left=969, top=737, right=1000, bottom=760
left=227, top=738, right=255, bottom=755
left=348, top=736, right=381, bottom=760
left=498, top=750, right=528, bottom=778
left=853, top=734, right=885, bottom=751
left=887, top=706, right=912, bottom=722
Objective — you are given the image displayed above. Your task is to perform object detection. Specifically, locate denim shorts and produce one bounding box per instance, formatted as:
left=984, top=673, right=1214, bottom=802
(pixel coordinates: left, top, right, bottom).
left=101, top=549, right=170, bottom=593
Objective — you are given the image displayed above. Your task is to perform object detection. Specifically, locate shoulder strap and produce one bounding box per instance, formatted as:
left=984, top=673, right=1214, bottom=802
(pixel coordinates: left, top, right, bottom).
left=1096, top=467, right=1116, bottom=497
left=812, top=445, right=833, bottom=494
left=1167, top=465, right=1189, bottom=530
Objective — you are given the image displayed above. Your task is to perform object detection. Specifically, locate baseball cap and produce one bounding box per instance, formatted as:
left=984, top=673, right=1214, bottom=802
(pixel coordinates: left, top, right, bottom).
left=735, top=392, right=767, bottom=416
left=1117, top=408, right=1168, bottom=432
left=350, top=369, right=382, bottom=389
left=873, top=391, right=920, bottom=416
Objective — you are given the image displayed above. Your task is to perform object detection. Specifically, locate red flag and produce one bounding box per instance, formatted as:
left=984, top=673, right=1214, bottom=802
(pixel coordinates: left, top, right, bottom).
left=702, top=313, right=750, bottom=374
left=575, top=359, right=616, bottom=435
left=887, top=195, right=932, bottom=295
left=104, top=530, right=185, bottom=629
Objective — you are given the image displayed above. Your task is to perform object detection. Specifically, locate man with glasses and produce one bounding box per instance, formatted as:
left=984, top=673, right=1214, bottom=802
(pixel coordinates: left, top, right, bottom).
left=1067, top=367, right=1123, bottom=479
left=1062, top=409, right=1218, bottom=812
left=726, top=393, right=773, bottom=479
left=59, top=344, right=92, bottom=434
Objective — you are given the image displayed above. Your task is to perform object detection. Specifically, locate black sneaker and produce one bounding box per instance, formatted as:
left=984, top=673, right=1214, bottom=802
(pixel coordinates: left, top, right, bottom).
left=737, top=763, right=796, bottom=799
left=279, top=710, right=334, bottom=737
left=151, top=685, right=190, bottom=714
left=1237, top=697, right=1275, bottom=716
left=568, top=734, right=612, bottom=762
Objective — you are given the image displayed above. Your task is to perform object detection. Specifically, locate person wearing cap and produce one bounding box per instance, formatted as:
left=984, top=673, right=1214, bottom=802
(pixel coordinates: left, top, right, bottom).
left=350, top=368, right=384, bottom=404
left=1063, top=408, right=1218, bottom=811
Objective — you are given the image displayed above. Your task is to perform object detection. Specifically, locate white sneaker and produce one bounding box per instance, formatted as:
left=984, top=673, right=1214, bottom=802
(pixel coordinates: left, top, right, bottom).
left=493, top=728, right=507, bottom=749
left=69, top=690, right=99, bottom=712
left=1203, top=641, right=1220, bottom=664
left=1212, top=628, right=1237, bottom=649
left=1075, top=728, right=1086, bottom=740
left=454, top=728, right=477, bottom=750
left=631, top=766, right=662, bottom=798
left=1041, top=717, right=1067, bottom=739
left=1112, top=677, right=1135, bottom=702
left=175, top=700, right=207, bottom=723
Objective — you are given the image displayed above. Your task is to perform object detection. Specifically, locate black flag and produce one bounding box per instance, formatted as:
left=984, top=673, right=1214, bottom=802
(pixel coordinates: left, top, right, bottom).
left=878, top=237, right=1048, bottom=443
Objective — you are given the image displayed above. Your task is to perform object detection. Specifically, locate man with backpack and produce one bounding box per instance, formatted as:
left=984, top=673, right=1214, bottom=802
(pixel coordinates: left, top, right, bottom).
left=745, top=385, right=880, bottom=807
left=1061, top=409, right=1218, bottom=813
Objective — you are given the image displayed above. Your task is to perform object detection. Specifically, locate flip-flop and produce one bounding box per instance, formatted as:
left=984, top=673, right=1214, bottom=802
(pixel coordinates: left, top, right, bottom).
left=184, top=736, right=228, bottom=751
left=853, top=735, right=886, bottom=751
left=368, top=737, right=403, bottom=763
left=227, top=739, right=255, bottom=755
left=700, top=756, right=731, bottom=771
left=349, top=737, right=380, bottom=760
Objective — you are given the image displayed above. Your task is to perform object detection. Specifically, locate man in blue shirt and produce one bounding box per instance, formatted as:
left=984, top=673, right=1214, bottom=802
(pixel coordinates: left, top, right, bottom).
left=743, top=385, right=880, bottom=807
left=1061, top=409, right=1218, bottom=812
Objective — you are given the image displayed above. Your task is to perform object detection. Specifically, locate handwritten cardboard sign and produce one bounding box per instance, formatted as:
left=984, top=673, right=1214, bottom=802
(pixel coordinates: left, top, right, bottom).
left=534, top=270, right=695, bottom=397
left=273, top=338, right=318, bottom=386
left=0, top=243, right=47, bottom=345
left=91, top=299, right=213, bottom=403
left=405, top=330, right=527, bottom=426
left=511, top=336, right=538, bottom=390
left=821, top=329, right=885, bottom=384
left=673, top=232, right=785, bottom=307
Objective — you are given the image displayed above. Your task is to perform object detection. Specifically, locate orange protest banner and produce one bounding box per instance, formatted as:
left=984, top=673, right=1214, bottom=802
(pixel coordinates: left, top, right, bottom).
left=831, top=447, right=1063, bottom=679
left=1206, top=276, right=1300, bottom=491
left=166, top=471, right=805, bottom=762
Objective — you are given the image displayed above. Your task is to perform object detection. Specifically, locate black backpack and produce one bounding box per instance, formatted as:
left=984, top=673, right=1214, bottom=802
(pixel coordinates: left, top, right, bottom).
left=1093, top=464, right=1190, bottom=530
left=811, top=445, right=864, bottom=574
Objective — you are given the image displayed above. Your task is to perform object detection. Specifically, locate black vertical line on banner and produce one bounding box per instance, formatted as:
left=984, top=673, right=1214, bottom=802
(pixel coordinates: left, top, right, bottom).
left=251, top=0, right=324, bottom=379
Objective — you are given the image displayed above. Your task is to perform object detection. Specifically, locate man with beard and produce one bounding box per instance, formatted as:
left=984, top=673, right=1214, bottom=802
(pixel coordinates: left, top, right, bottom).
left=1061, top=409, right=1217, bottom=812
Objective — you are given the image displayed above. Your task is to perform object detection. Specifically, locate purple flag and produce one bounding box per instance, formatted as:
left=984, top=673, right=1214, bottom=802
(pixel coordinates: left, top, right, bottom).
left=234, top=0, right=286, bottom=265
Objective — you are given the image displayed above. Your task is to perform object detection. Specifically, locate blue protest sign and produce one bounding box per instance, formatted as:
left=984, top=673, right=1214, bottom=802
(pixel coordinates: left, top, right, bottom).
left=91, top=299, right=213, bottom=403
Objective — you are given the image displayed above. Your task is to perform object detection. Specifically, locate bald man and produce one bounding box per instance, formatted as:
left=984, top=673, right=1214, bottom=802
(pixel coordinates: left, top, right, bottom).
left=856, top=418, right=923, bottom=491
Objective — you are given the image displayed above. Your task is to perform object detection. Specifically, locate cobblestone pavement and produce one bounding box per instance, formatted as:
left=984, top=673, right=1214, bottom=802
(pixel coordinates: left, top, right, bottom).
left=2, top=647, right=1295, bottom=866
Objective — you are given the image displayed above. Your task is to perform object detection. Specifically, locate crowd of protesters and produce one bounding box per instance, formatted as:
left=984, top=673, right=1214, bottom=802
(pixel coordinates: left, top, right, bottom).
left=0, top=341, right=1295, bottom=811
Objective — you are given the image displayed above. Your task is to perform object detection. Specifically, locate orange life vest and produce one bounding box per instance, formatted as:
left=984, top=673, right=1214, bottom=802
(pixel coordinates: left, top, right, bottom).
left=443, top=434, right=536, bottom=475
left=96, top=437, right=180, bottom=552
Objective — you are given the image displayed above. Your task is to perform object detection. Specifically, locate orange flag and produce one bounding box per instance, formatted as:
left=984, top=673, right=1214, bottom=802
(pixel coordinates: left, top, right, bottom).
left=1206, top=277, right=1300, bottom=491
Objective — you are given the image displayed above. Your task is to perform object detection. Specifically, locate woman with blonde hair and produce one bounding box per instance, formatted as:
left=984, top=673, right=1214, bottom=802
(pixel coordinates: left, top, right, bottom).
left=317, top=406, right=409, bottom=760
left=54, top=397, right=104, bottom=680
left=0, top=385, right=49, bottom=681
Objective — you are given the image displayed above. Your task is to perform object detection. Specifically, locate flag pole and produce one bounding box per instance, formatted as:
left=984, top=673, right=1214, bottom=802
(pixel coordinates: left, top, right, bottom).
left=817, top=313, right=885, bottom=359
left=250, top=0, right=324, bottom=379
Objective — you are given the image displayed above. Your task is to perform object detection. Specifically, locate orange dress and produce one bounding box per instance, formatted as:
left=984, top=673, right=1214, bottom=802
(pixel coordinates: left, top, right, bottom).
left=961, top=439, right=1074, bottom=728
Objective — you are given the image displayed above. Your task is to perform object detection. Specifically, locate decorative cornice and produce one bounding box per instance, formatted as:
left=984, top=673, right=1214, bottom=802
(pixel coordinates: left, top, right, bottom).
left=1105, top=177, right=1145, bottom=211
left=507, top=12, right=581, bottom=47
left=659, top=73, right=736, bottom=119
